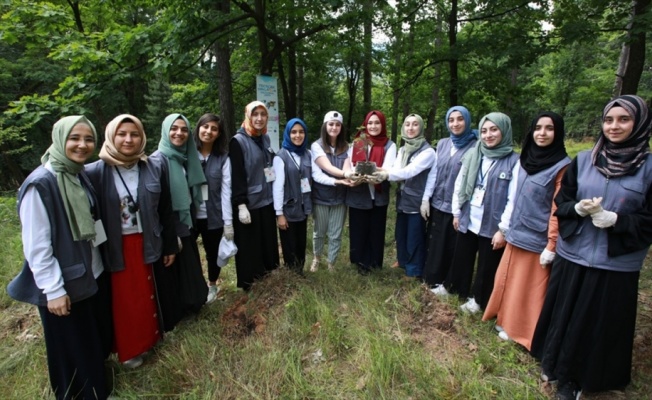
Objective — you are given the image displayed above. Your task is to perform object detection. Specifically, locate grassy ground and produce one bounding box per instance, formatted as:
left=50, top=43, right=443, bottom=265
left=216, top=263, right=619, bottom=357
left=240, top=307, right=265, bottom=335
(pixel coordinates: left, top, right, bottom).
left=1, top=141, right=651, bottom=399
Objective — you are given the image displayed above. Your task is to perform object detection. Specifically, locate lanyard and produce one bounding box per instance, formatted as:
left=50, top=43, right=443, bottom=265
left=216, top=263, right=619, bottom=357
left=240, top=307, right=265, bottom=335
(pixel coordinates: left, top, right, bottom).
left=288, top=152, right=301, bottom=170
left=115, top=166, right=139, bottom=211
left=478, top=159, right=495, bottom=187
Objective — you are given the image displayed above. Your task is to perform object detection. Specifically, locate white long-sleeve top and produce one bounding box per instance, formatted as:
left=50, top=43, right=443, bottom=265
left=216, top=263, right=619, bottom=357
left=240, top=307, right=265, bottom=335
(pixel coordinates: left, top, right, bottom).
left=346, top=142, right=398, bottom=199
left=451, top=157, right=519, bottom=235
left=195, top=156, right=233, bottom=225
left=387, top=146, right=436, bottom=183
left=21, top=165, right=104, bottom=301
left=272, top=150, right=306, bottom=215
left=422, top=145, right=460, bottom=202
left=311, top=141, right=342, bottom=186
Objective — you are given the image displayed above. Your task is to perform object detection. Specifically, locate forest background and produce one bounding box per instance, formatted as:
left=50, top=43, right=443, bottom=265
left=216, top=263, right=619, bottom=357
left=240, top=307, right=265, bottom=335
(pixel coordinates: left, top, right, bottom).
left=0, top=0, right=651, bottom=190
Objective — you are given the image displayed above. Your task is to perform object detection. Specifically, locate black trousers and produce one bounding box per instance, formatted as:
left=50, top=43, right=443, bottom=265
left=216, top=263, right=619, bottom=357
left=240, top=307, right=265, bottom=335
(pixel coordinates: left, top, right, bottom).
left=193, top=218, right=224, bottom=283
left=447, top=230, right=504, bottom=308
left=349, top=204, right=388, bottom=271
left=422, top=208, right=457, bottom=287
left=279, top=218, right=308, bottom=274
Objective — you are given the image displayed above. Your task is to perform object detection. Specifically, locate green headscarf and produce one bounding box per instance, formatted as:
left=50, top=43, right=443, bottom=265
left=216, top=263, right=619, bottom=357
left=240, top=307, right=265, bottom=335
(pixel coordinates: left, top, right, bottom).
left=399, top=114, right=427, bottom=167
left=458, top=112, right=513, bottom=204
left=41, top=115, right=97, bottom=241
left=157, top=114, right=206, bottom=228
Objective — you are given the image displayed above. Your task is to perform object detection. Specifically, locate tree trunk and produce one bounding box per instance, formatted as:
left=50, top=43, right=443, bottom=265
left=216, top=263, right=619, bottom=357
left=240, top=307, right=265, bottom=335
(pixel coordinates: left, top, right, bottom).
left=426, top=12, right=443, bottom=142
left=448, top=0, right=458, bottom=106
left=277, top=55, right=291, bottom=121
left=215, top=0, right=236, bottom=138
left=613, top=0, right=650, bottom=96
left=363, top=0, right=373, bottom=111
left=287, top=44, right=298, bottom=119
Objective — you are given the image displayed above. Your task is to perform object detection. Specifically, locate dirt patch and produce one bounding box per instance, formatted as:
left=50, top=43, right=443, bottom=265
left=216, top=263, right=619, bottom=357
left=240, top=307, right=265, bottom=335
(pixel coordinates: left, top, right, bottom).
left=220, top=268, right=300, bottom=340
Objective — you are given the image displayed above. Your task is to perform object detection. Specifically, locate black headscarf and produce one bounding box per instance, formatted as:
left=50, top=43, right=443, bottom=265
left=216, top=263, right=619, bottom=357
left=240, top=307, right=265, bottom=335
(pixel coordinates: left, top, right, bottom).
left=520, top=111, right=568, bottom=175
left=591, top=95, right=652, bottom=178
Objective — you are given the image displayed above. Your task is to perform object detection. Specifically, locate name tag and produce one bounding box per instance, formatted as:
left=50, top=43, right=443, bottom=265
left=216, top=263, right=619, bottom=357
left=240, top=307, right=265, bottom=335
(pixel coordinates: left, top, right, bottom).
left=264, top=167, right=276, bottom=183
left=201, top=184, right=209, bottom=201
left=300, top=177, right=311, bottom=193
left=470, top=186, right=486, bottom=207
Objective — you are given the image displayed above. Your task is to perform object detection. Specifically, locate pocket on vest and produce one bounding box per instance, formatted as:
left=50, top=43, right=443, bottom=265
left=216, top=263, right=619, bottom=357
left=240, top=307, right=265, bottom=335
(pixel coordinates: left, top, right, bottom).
left=61, top=262, right=86, bottom=281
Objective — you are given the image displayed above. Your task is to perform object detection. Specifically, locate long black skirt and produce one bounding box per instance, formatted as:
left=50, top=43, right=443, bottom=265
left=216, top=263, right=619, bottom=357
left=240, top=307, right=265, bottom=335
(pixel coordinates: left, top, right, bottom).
left=530, top=256, right=639, bottom=392
left=233, top=203, right=279, bottom=290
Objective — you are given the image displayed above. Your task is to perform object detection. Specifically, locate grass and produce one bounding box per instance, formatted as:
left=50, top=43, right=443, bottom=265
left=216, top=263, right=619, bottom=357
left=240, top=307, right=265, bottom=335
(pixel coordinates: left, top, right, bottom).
left=1, top=140, right=651, bottom=399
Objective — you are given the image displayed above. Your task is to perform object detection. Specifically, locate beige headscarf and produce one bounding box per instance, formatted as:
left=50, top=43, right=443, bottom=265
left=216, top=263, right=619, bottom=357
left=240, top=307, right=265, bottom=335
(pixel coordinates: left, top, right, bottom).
left=99, top=114, right=148, bottom=166
left=241, top=101, right=269, bottom=137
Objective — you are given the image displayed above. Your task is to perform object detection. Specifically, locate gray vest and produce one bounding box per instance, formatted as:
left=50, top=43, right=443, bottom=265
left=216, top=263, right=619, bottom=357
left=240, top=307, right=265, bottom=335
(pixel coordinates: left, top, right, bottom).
left=458, top=152, right=519, bottom=238
left=85, top=159, right=168, bottom=270
left=277, top=149, right=312, bottom=222
left=346, top=140, right=394, bottom=210
left=430, top=137, right=477, bottom=213
left=397, top=142, right=433, bottom=213
left=311, top=139, right=348, bottom=206
left=7, top=167, right=98, bottom=306
left=202, top=152, right=228, bottom=229
left=150, top=151, right=192, bottom=237
left=233, top=132, right=274, bottom=210
left=557, top=151, right=652, bottom=272
left=506, top=157, right=571, bottom=253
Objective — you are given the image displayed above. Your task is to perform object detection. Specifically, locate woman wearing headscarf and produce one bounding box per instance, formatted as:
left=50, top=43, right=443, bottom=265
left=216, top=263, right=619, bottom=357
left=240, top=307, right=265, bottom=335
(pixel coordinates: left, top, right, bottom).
left=530, top=95, right=652, bottom=400
left=447, top=112, right=519, bottom=313
left=309, top=111, right=354, bottom=272
left=382, top=114, right=436, bottom=279
left=7, top=116, right=112, bottom=399
left=192, top=113, right=232, bottom=304
left=230, top=101, right=279, bottom=290
left=422, top=106, right=478, bottom=293
left=343, top=110, right=397, bottom=274
left=481, top=112, right=570, bottom=348
left=273, top=118, right=312, bottom=274
left=86, top=114, right=178, bottom=368
left=150, top=114, right=208, bottom=320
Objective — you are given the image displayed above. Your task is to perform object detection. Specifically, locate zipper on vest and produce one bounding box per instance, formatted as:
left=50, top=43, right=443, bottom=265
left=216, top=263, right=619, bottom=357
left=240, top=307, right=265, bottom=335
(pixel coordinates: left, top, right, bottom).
left=589, top=177, right=609, bottom=267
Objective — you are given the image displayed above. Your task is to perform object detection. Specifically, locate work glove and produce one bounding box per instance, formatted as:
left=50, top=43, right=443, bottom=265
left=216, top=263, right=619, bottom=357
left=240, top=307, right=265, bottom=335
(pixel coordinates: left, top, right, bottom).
left=370, top=170, right=389, bottom=184
left=539, top=248, right=556, bottom=267
left=343, top=171, right=362, bottom=180
left=223, top=224, right=234, bottom=240
left=420, top=200, right=430, bottom=220
left=591, top=209, right=617, bottom=229
left=238, top=204, right=251, bottom=224
left=574, top=197, right=603, bottom=217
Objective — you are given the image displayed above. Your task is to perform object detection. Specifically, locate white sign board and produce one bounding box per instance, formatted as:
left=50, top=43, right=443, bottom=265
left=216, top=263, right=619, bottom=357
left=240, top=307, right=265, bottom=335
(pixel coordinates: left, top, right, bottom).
left=256, top=75, right=280, bottom=151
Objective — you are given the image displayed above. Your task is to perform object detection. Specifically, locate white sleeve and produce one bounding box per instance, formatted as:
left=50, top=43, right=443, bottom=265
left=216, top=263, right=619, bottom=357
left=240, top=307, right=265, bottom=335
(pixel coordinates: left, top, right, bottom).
left=221, top=158, right=233, bottom=226
left=311, top=146, right=336, bottom=186
left=20, top=185, right=67, bottom=301
left=272, top=156, right=285, bottom=215
left=451, top=164, right=466, bottom=218
left=422, top=152, right=438, bottom=202
left=381, top=142, right=397, bottom=169
left=498, top=162, right=521, bottom=233
left=388, top=148, right=436, bottom=182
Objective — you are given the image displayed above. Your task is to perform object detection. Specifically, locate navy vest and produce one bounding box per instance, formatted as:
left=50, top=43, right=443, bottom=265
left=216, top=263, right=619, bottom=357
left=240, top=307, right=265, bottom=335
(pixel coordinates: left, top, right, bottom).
left=232, top=132, right=274, bottom=210
left=311, top=139, right=348, bottom=206
left=458, top=152, right=519, bottom=238
left=277, top=149, right=312, bottom=222
left=202, top=152, right=228, bottom=229
left=506, top=157, right=570, bottom=253
left=430, top=137, right=477, bottom=213
left=396, top=142, right=433, bottom=213
left=7, top=167, right=98, bottom=306
left=557, top=151, right=652, bottom=272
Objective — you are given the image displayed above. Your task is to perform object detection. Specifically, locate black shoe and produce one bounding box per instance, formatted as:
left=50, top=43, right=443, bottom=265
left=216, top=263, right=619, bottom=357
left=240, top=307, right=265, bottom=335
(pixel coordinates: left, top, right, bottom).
left=556, top=381, right=581, bottom=400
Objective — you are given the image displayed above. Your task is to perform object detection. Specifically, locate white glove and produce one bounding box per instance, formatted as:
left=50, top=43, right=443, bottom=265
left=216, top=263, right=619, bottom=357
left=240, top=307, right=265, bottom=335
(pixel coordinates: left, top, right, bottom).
left=238, top=204, right=251, bottom=224
left=591, top=209, right=617, bottom=229
left=420, top=200, right=430, bottom=220
left=539, top=248, right=555, bottom=267
left=575, top=197, right=603, bottom=217
left=343, top=171, right=361, bottom=180
left=223, top=224, right=234, bottom=240
left=370, top=170, right=388, bottom=183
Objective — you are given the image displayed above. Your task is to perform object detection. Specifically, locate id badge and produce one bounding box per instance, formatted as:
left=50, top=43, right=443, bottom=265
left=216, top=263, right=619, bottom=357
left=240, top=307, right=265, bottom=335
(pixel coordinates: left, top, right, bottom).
left=300, top=177, right=311, bottom=193
left=264, top=167, right=276, bottom=183
left=92, top=219, right=107, bottom=247
left=470, top=186, right=486, bottom=207
left=136, top=210, right=143, bottom=233
left=201, top=184, right=209, bottom=201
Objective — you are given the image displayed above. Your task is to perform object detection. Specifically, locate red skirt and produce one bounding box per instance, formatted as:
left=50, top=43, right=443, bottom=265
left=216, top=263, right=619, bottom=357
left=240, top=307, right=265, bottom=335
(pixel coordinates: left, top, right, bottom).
left=111, top=233, right=161, bottom=362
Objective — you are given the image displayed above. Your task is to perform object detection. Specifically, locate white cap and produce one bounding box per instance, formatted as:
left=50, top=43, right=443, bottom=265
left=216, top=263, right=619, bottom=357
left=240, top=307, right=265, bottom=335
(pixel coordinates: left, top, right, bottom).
left=323, top=111, right=343, bottom=124
left=217, top=236, right=238, bottom=267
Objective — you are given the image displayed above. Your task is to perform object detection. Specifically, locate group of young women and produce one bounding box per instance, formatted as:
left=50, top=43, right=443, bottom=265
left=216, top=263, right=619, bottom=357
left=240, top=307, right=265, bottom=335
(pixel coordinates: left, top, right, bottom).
left=7, top=95, right=651, bottom=399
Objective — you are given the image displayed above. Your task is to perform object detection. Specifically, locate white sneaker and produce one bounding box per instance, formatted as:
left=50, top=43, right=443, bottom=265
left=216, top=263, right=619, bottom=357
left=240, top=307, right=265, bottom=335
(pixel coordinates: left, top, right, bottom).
left=498, top=331, right=510, bottom=341
left=310, top=258, right=320, bottom=272
left=206, top=285, right=219, bottom=304
left=495, top=325, right=504, bottom=333
left=460, top=298, right=481, bottom=314
left=430, top=284, right=449, bottom=296
left=122, top=355, right=144, bottom=369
